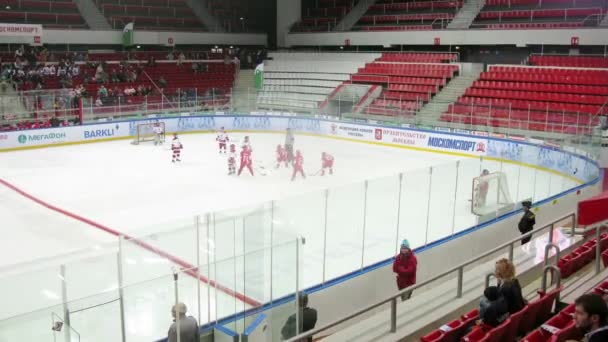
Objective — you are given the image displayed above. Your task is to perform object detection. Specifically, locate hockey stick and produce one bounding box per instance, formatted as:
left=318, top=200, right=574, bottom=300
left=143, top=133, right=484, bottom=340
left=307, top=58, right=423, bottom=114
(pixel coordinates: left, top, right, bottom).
left=308, top=168, right=323, bottom=177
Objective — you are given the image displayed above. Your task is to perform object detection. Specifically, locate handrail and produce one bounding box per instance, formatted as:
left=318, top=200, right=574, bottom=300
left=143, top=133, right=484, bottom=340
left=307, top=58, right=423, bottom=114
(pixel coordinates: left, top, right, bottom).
left=543, top=242, right=560, bottom=266
left=286, top=212, right=575, bottom=341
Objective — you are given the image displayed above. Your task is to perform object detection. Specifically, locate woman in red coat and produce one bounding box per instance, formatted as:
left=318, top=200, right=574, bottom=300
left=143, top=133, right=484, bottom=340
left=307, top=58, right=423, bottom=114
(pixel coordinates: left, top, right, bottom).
left=393, top=239, right=417, bottom=301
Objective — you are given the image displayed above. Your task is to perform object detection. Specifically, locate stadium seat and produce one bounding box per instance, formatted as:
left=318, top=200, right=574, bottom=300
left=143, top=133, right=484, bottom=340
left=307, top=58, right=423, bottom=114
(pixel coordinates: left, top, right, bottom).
left=461, top=327, right=488, bottom=342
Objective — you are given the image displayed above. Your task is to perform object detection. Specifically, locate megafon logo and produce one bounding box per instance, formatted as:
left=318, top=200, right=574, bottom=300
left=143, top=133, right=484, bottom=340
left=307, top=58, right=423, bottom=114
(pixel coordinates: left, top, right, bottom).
left=18, top=135, right=27, bottom=144
left=17, top=132, right=67, bottom=144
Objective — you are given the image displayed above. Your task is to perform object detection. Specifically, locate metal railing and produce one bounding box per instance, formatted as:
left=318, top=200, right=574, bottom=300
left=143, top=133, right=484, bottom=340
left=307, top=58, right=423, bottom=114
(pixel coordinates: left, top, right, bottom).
left=287, top=212, right=581, bottom=341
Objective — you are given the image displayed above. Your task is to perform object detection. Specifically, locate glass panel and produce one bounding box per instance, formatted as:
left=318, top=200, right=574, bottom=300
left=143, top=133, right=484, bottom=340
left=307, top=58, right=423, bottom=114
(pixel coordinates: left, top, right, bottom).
left=363, top=174, right=400, bottom=266
left=518, top=163, right=536, bottom=202
left=534, top=169, right=551, bottom=201
left=0, top=305, right=67, bottom=342
left=454, top=158, right=481, bottom=234
left=427, top=162, right=458, bottom=243
left=274, top=191, right=326, bottom=288
left=272, top=239, right=299, bottom=301
left=398, top=167, right=431, bottom=249
left=325, top=182, right=365, bottom=281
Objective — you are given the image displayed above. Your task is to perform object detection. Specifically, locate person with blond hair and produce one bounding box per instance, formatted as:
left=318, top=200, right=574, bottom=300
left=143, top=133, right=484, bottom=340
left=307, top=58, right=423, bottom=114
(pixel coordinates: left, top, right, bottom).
left=495, top=258, right=526, bottom=314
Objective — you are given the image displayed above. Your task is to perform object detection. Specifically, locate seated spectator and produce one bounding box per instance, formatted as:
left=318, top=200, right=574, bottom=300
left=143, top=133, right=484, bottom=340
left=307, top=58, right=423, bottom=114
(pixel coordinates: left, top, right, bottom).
left=478, top=286, right=508, bottom=328
left=95, top=97, right=103, bottom=107
left=159, top=77, right=167, bottom=89
left=124, top=86, right=136, bottom=96
left=147, top=56, right=156, bottom=67
left=566, top=294, right=608, bottom=342
left=166, top=51, right=175, bottom=61
left=98, top=85, right=108, bottom=98
left=495, top=258, right=526, bottom=314
left=281, top=294, right=317, bottom=342
left=191, top=62, right=199, bottom=74
left=167, top=303, right=199, bottom=342
left=71, top=64, right=80, bottom=77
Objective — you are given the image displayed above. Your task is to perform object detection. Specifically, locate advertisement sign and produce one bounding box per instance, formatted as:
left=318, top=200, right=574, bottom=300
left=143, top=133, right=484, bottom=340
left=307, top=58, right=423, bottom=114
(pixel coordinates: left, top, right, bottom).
left=0, top=23, right=42, bottom=37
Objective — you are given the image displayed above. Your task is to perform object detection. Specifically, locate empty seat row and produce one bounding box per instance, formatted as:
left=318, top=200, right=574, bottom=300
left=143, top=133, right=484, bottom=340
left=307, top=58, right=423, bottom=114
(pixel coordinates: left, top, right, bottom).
left=381, top=90, right=431, bottom=101
left=489, top=66, right=608, bottom=76
left=262, top=86, right=330, bottom=95
left=369, top=0, right=463, bottom=12
left=472, top=80, right=608, bottom=96
left=379, top=53, right=458, bottom=63
left=558, top=233, right=608, bottom=278
left=95, top=0, right=188, bottom=7
left=264, top=79, right=341, bottom=89
left=530, top=55, right=608, bottom=68
left=482, top=22, right=583, bottom=29
left=457, top=96, right=603, bottom=115
left=356, top=24, right=433, bottom=31
left=306, top=6, right=350, bottom=17
left=485, top=0, right=599, bottom=6
left=388, top=83, right=438, bottom=94
left=441, top=113, right=593, bottom=135
left=478, top=7, right=602, bottom=19
left=257, top=92, right=326, bottom=102
left=100, top=4, right=195, bottom=17
left=265, top=72, right=350, bottom=81
left=3, top=0, right=78, bottom=12
left=465, top=88, right=607, bottom=105
left=480, top=72, right=608, bottom=86
left=108, top=15, right=201, bottom=26
left=257, top=98, right=318, bottom=110
left=446, top=103, right=600, bottom=125
left=0, top=11, right=85, bottom=24
left=360, top=12, right=454, bottom=22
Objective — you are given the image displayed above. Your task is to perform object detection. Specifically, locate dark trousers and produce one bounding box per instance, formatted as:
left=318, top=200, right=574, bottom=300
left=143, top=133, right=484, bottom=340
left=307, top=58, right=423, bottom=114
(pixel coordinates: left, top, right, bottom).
left=521, top=228, right=533, bottom=245
left=400, top=290, right=413, bottom=301
left=286, top=144, right=294, bottom=163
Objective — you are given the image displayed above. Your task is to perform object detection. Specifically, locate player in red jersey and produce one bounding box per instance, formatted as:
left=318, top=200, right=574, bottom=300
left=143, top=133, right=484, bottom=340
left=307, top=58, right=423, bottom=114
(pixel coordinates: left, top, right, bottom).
left=291, top=150, right=305, bottom=181
left=276, top=144, right=288, bottom=168
left=227, top=144, right=236, bottom=175
left=216, top=127, right=229, bottom=154
left=171, top=133, right=183, bottom=163
left=321, top=152, right=334, bottom=176
left=238, top=145, right=254, bottom=176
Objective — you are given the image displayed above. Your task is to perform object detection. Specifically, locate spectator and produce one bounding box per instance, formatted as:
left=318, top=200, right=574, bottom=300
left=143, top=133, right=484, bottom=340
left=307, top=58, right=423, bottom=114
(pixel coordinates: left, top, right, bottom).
left=98, top=85, right=108, bottom=98
left=71, top=64, right=80, bottom=77
left=495, top=258, right=525, bottom=314
left=177, top=51, right=186, bottom=66
left=566, top=294, right=608, bottom=342
left=147, top=56, right=156, bottom=67
left=159, top=76, right=167, bottom=89
left=124, top=86, right=136, bottom=96
left=281, top=294, right=318, bottom=342
left=15, top=45, right=24, bottom=59
left=478, top=286, right=508, bottom=328
left=95, top=97, right=103, bottom=107
left=393, top=239, right=417, bottom=301
left=191, top=62, right=199, bottom=74
left=166, top=51, right=175, bottom=61
left=167, top=302, right=199, bottom=342
left=519, top=201, right=536, bottom=245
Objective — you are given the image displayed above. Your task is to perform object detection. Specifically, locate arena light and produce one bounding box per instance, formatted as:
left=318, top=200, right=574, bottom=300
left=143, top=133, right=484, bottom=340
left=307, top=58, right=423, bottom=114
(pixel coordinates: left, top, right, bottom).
left=5, top=5, right=10, bottom=10
left=136, top=45, right=141, bottom=49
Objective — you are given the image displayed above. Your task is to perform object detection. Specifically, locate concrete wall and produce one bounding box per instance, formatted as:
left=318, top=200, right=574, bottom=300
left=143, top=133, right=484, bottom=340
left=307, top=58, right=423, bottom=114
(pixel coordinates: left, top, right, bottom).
left=286, top=28, right=608, bottom=47
left=0, top=29, right=267, bottom=46
left=277, top=0, right=301, bottom=48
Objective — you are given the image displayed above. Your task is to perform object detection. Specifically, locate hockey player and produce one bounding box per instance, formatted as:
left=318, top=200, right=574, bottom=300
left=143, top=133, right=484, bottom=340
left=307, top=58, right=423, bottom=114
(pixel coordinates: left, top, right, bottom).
left=476, top=169, right=490, bottom=207
left=241, top=136, right=252, bottom=151
left=321, top=152, right=334, bottom=176
left=227, top=144, right=236, bottom=175
left=285, top=128, right=295, bottom=164
left=276, top=144, right=288, bottom=168
left=291, top=150, right=305, bottom=181
left=238, top=145, right=254, bottom=176
left=216, top=127, right=229, bottom=154
left=153, top=122, right=164, bottom=146
left=171, top=133, right=183, bottom=163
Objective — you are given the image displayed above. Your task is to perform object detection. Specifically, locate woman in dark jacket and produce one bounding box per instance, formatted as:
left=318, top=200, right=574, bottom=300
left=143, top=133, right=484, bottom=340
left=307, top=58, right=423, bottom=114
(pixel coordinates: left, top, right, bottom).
left=495, top=258, right=526, bottom=314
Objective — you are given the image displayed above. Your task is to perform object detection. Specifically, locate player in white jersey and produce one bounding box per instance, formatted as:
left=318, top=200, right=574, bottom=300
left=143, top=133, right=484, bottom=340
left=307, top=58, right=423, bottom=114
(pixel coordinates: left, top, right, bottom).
left=171, top=134, right=183, bottom=163
left=216, top=127, right=229, bottom=154
left=153, top=123, right=164, bottom=146
left=241, top=136, right=252, bottom=151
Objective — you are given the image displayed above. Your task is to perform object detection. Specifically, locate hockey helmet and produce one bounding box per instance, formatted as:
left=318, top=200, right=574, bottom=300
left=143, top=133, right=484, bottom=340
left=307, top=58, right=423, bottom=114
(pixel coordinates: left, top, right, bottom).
left=296, top=150, right=301, bottom=155
left=173, top=133, right=178, bottom=138
left=244, top=136, right=249, bottom=141
left=230, top=144, right=236, bottom=151
left=482, top=169, right=490, bottom=175
left=277, top=144, right=282, bottom=151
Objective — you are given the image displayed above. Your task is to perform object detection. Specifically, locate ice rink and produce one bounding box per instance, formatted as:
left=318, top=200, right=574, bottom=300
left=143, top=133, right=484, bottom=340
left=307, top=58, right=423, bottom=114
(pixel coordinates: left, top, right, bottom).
left=0, top=132, right=579, bottom=342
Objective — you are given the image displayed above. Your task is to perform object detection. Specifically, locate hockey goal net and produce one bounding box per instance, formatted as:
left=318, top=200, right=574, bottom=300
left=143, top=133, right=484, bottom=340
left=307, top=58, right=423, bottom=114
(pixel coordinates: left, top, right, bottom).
left=132, top=122, right=165, bottom=145
left=471, top=172, right=514, bottom=216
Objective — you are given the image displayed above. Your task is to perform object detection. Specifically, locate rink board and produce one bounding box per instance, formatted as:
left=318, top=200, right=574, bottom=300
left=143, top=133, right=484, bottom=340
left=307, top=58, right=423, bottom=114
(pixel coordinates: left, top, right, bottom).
left=0, top=114, right=598, bottom=185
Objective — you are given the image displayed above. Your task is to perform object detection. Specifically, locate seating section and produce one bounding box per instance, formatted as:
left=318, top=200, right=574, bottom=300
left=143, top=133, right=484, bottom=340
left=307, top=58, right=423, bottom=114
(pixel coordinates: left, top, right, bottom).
left=258, top=62, right=357, bottom=111
left=472, top=0, right=608, bottom=29
left=0, top=0, right=87, bottom=29
left=558, top=231, right=608, bottom=279
left=350, top=52, right=459, bottom=117
left=530, top=55, right=608, bottom=68
left=291, top=0, right=357, bottom=32
left=94, top=0, right=206, bottom=31
left=207, top=0, right=252, bottom=32
left=442, top=65, right=608, bottom=134
left=422, top=286, right=565, bottom=342
left=354, top=0, right=463, bottom=31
